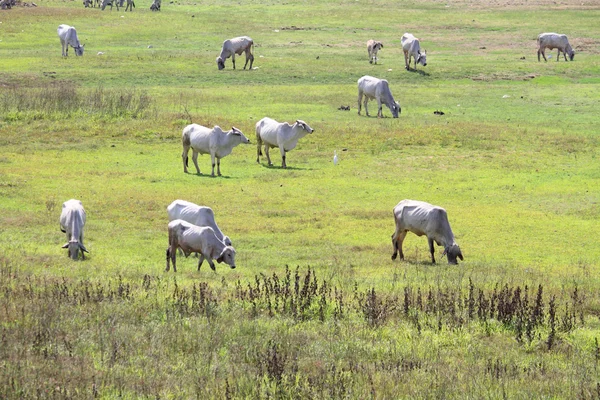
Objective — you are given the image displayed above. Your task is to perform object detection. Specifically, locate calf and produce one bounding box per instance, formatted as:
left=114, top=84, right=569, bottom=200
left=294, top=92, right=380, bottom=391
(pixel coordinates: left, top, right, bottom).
left=537, top=33, right=574, bottom=62
left=367, top=40, right=383, bottom=64
left=166, top=220, right=236, bottom=272
left=59, top=199, right=89, bottom=260
left=391, top=199, right=463, bottom=265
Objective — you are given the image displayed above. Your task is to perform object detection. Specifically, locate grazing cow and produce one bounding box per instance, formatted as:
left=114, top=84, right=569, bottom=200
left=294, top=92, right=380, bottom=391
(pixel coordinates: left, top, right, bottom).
left=255, top=117, right=314, bottom=168
left=57, top=25, right=84, bottom=57
left=367, top=40, right=384, bottom=64
left=100, top=0, right=119, bottom=10
left=83, top=0, right=93, bottom=7
left=357, top=75, right=401, bottom=118
left=167, top=200, right=232, bottom=246
left=391, top=200, right=463, bottom=265
left=166, top=220, right=236, bottom=272
left=537, top=33, right=574, bottom=62
left=150, top=0, right=160, bottom=10
left=216, top=36, right=254, bottom=70
left=182, top=124, right=250, bottom=177
left=59, top=199, right=89, bottom=260
left=401, top=33, right=427, bottom=70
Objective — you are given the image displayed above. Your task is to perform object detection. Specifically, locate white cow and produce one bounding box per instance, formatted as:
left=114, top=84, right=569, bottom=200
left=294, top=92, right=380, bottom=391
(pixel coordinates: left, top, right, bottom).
left=357, top=75, right=400, bottom=118
left=166, top=220, right=236, bottom=272
left=59, top=199, right=89, bottom=260
left=391, top=200, right=463, bottom=265
left=57, top=25, right=84, bottom=57
left=367, top=40, right=384, bottom=64
left=401, top=33, right=427, bottom=71
left=537, top=33, right=575, bottom=62
left=255, top=118, right=314, bottom=168
left=216, top=36, right=254, bottom=70
left=167, top=200, right=232, bottom=246
left=182, top=124, right=250, bottom=177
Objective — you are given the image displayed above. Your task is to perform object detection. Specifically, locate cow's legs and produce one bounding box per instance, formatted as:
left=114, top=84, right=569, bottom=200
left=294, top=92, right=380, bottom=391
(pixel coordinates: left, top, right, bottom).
left=363, top=97, right=370, bottom=117
left=243, top=50, right=254, bottom=69
left=192, top=151, right=201, bottom=174
left=216, top=157, right=222, bottom=176
left=357, top=91, right=363, bottom=115
left=404, top=51, right=410, bottom=70
left=207, top=259, right=216, bottom=271
left=377, top=99, right=383, bottom=118
left=279, top=146, right=286, bottom=168
left=265, top=146, right=273, bottom=166
left=428, top=238, right=436, bottom=264
left=197, top=254, right=205, bottom=270
left=540, top=49, right=547, bottom=62
left=391, top=230, right=407, bottom=260
left=232, top=54, right=236, bottom=69
left=210, top=153, right=216, bottom=177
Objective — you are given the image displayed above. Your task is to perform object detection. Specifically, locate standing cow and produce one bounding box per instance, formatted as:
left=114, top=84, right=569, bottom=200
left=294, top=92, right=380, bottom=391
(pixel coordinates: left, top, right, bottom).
left=216, top=36, right=254, bottom=70
left=57, top=25, right=84, bottom=57
left=59, top=199, right=89, bottom=260
left=367, top=40, right=384, bottom=64
left=255, top=117, right=314, bottom=168
left=537, top=33, right=575, bottom=62
left=401, top=33, right=427, bottom=71
left=391, top=199, right=463, bottom=265
left=182, top=124, right=250, bottom=177
left=357, top=75, right=400, bottom=118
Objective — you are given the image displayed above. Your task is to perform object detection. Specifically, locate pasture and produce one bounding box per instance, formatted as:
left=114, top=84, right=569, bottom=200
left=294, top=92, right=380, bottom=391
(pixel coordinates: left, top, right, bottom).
left=1, top=0, right=600, bottom=397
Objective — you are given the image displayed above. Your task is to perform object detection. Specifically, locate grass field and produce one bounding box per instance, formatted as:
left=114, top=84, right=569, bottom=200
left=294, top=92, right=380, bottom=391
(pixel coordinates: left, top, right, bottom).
left=1, top=0, right=600, bottom=397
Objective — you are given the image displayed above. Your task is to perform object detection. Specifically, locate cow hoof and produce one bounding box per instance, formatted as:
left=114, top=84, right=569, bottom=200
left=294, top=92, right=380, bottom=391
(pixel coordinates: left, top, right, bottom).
left=391, top=254, right=397, bottom=260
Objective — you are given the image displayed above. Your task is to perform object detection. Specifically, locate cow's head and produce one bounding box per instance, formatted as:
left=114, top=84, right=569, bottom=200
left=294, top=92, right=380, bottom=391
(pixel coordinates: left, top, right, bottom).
left=390, top=101, right=401, bottom=118
left=216, top=57, right=225, bottom=70
left=62, top=239, right=88, bottom=260
left=231, top=126, right=250, bottom=144
left=568, top=49, right=575, bottom=61
left=295, top=120, right=314, bottom=134
left=417, top=50, right=427, bottom=66
left=443, top=244, right=463, bottom=265
left=75, top=44, right=85, bottom=57
left=216, top=246, right=236, bottom=269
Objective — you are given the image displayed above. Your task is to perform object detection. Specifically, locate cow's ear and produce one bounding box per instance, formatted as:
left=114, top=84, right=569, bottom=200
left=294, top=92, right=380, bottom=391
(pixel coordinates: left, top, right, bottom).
left=82, top=44, right=85, bottom=47
left=458, top=251, right=464, bottom=261
left=62, top=243, right=69, bottom=249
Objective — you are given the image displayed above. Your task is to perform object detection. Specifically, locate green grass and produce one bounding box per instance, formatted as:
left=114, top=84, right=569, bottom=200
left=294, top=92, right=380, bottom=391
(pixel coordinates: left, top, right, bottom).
left=1, top=0, right=600, bottom=397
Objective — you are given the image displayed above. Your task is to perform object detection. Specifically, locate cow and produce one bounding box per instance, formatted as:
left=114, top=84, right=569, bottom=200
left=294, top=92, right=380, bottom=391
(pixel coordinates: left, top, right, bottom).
left=166, top=220, right=236, bottom=272
left=357, top=75, right=401, bottom=118
left=255, top=118, right=314, bottom=168
left=401, top=33, right=427, bottom=71
left=182, top=124, right=250, bottom=177
left=57, top=25, right=84, bottom=57
left=537, top=33, right=575, bottom=62
left=100, top=0, right=119, bottom=10
left=59, top=199, right=89, bottom=260
left=167, top=200, right=232, bottom=246
left=83, top=0, right=93, bottom=7
left=367, top=40, right=384, bottom=64
left=150, top=0, right=160, bottom=10
left=391, top=200, right=463, bottom=265
left=216, top=36, right=254, bottom=70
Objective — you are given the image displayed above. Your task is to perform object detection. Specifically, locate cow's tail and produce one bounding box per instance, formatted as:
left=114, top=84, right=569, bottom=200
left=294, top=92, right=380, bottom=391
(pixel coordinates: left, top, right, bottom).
left=255, top=123, right=263, bottom=160
left=250, top=40, right=255, bottom=58
left=182, top=127, right=191, bottom=167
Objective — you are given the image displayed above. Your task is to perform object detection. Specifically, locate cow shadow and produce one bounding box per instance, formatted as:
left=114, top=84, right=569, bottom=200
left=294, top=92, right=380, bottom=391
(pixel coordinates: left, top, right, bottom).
left=259, top=163, right=313, bottom=171
left=188, top=172, right=234, bottom=179
left=408, top=69, right=430, bottom=76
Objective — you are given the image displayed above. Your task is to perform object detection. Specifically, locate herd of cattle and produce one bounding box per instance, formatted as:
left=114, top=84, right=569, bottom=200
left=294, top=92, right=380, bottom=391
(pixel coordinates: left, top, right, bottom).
left=54, top=20, right=576, bottom=270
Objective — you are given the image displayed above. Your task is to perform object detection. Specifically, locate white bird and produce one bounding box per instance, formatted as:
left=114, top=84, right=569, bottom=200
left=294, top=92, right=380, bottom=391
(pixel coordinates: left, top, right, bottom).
left=333, top=150, right=338, bottom=165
